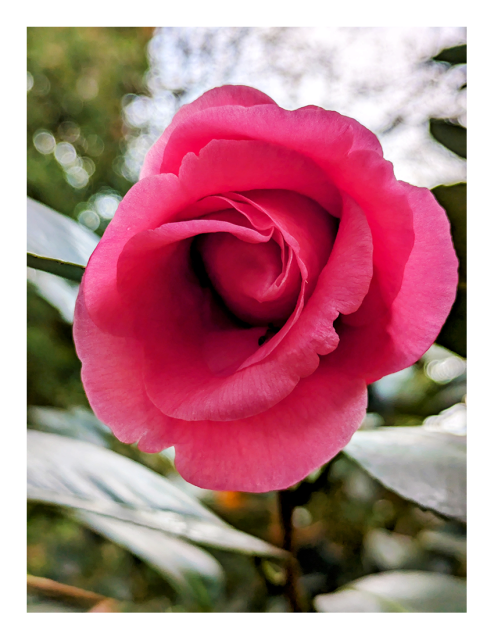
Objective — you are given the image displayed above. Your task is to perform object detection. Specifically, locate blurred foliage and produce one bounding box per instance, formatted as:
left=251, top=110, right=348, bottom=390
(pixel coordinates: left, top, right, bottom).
left=27, top=283, right=87, bottom=408
left=428, top=42, right=466, bottom=358
left=433, top=183, right=467, bottom=357
left=27, top=27, right=152, bottom=221
left=432, top=44, right=466, bottom=66
left=27, top=31, right=466, bottom=612
left=429, top=119, right=466, bottom=159
left=27, top=27, right=152, bottom=408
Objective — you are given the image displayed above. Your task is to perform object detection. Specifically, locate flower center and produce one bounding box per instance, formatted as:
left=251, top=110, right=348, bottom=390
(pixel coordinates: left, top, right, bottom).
left=198, top=231, right=301, bottom=326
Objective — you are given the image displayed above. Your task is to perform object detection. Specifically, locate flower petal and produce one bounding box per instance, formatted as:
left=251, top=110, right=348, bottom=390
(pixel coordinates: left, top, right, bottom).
left=170, top=360, right=368, bottom=492
left=140, top=85, right=277, bottom=179
left=83, top=140, right=342, bottom=337
left=269, top=192, right=374, bottom=366
left=83, top=173, right=187, bottom=336
left=329, top=184, right=459, bottom=382
left=73, top=285, right=180, bottom=447
left=159, top=103, right=355, bottom=178
left=116, top=218, right=302, bottom=421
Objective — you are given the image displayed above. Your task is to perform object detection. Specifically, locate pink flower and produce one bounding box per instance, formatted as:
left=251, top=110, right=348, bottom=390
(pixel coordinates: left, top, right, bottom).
left=74, top=85, right=458, bottom=492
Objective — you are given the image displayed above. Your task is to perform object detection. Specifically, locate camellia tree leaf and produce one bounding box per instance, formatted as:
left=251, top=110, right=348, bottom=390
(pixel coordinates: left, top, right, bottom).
left=72, top=511, right=225, bottom=610
left=429, top=119, right=466, bottom=159
left=432, top=44, right=466, bottom=66
left=432, top=183, right=466, bottom=357
left=343, top=427, right=466, bottom=522
left=27, top=197, right=99, bottom=282
left=28, top=405, right=113, bottom=448
left=314, top=571, right=466, bottom=612
left=27, top=430, right=286, bottom=559
left=27, top=253, right=85, bottom=283
left=27, top=197, right=99, bottom=265
left=27, top=269, right=78, bottom=323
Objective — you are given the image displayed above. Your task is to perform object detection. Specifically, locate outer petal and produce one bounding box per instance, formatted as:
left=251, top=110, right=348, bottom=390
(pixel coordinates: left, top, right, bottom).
left=330, top=150, right=415, bottom=322
left=159, top=104, right=356, bottom=178
left=140, top=85, right=277, bottom=179
left=170, top=360, right=368, bottom=492
left=329, top=185, right=459, bottom=382
left=73, top=286, right=180, bottom=448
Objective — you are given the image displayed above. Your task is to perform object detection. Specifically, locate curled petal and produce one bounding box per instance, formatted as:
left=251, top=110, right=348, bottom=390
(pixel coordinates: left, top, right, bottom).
left=329, top=185, right=459, bottom=382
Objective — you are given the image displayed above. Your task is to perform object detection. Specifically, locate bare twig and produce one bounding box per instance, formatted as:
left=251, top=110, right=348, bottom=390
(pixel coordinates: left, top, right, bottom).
left=27, top=574, right=120, bottom=612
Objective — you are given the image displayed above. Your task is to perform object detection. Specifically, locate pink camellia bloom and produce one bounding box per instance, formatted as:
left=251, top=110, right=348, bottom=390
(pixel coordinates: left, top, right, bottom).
left=74, top=85, right=458, bottom=492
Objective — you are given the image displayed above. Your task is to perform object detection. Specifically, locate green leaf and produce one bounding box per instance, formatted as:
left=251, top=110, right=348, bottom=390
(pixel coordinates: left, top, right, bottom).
left=28, top=405, right=112, bottom=448
left=429, top=119, right=466, bottom=158
left=72, top=511, right=225, bottom=609
left=343, top=427, right=466, bottom=521
left=27, top=253, right=85, bottom=283
left=27, top=197, right=99, bottom=265
left=432, top=183, right=466, bottom=357
left=27, top=197, right=99, bottom=281
left=27, top=430, right=286, bottom=558
left=433, top=183, right=466, bottom=282
left=362, top=528, right=426, bottom=572
left=27, top=269, right=78, bottom=323
left=314, top=571, right=466, bottom=612
left=432, top=44, right=466, bottom=66
left=437, top=282, right=466, bottom=358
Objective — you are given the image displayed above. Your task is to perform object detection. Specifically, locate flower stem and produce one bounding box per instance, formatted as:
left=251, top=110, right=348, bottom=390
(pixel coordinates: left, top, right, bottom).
left=277, top=489, right=309, bottom=612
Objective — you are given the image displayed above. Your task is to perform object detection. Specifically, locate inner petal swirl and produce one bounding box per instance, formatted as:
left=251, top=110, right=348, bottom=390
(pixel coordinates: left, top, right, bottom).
left=198, top=231, right=301, bottom=326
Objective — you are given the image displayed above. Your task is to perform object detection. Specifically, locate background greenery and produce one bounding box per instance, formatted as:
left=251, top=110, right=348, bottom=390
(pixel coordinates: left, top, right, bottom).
left=27, top=27, right=466, bottom=613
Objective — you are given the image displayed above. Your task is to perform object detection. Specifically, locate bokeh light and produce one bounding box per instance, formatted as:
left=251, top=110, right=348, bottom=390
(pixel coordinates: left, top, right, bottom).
left=58, top=121, right=80, bottom=143
left=54, top=141, right=77, bottom=167
left=78, top=209, right=100, bottom=231
left=65, top=166, right=89, bottom=189
left=76, top=75, right=99, bottom=101
left=33, top=130, right=56, bottom=155
left=94, top=193, right=121, bottom=219
left=426, top=356, right=466, bottom=384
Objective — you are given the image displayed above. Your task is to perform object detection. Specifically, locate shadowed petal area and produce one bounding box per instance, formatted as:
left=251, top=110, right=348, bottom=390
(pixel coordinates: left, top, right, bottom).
left=83, top=140, right=341, bottom=339
left=328, top=185, right=459, bottom=382
left=73, top=286, right=180, bottom=447
left=170, top=361, right=368, bottom=492
left=140, top=85, right=277, bottom=179
left=200, top=231, right=300, bottom=326
left=116, top=218, right=299, bottom=421
left=114, top=211, right=294, bottom=419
